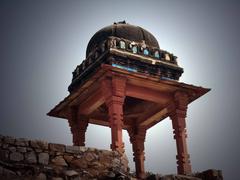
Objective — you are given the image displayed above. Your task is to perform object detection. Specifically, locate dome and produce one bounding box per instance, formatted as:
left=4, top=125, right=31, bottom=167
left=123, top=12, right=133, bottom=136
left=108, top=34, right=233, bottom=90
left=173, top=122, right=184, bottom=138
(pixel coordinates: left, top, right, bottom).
left=86, top=21, right=160, bottom=57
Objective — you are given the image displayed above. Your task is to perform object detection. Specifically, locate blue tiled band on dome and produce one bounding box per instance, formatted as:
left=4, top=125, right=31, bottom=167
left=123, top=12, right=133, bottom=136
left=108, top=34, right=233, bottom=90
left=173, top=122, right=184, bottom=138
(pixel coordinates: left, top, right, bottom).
left=112, top=63, right=137, bottom=72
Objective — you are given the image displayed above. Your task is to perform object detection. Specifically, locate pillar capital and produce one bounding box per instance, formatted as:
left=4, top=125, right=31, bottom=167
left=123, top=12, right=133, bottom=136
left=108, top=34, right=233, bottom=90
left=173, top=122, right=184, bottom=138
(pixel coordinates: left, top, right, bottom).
left=111, top=75, right=127, bottom=96
left=173, top=91, right=189, bottom=110
left=100, top=76, right=127, bottom=109
left=128, top=126, right=147, bottom=143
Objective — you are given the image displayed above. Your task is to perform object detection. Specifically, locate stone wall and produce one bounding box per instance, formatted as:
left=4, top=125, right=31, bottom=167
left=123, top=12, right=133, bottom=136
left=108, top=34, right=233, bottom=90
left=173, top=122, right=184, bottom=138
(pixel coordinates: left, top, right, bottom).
left=0, top=135, right=129, bottom=180
left=0, top=134, right=223, bottom=180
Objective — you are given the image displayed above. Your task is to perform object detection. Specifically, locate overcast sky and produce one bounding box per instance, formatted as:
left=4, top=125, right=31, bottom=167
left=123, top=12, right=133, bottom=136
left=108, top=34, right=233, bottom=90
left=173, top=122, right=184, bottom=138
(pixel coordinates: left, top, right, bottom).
left=0, top=1, right=240, bottom=179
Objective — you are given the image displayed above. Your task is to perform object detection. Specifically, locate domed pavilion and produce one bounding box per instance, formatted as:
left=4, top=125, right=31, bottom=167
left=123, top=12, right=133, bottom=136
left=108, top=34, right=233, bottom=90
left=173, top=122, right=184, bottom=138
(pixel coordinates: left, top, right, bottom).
left=48, top=22, right=210, bottom=179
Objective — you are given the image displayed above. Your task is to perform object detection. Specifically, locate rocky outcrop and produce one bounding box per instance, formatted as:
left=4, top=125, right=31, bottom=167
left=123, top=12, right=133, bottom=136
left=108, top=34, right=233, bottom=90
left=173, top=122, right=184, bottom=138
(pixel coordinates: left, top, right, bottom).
left=144, top=169, right=223, bottom=180
left=0, top=135, right=129, bottom=180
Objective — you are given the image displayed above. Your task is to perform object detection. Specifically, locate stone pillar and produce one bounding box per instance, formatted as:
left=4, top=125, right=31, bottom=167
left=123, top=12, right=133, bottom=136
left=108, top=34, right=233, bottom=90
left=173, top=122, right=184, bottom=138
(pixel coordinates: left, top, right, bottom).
left=128, top=126, right=147, bottom=179
left=101, top=76, right=126, bottom=154
left=170, top=91, right=192, bottom=175
left=68, top=107, right=88, bottom=146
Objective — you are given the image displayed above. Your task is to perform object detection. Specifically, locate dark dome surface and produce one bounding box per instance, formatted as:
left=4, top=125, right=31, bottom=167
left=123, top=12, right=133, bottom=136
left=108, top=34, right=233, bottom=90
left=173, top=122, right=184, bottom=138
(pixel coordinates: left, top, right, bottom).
left=86, top=22, right=160, bottom=57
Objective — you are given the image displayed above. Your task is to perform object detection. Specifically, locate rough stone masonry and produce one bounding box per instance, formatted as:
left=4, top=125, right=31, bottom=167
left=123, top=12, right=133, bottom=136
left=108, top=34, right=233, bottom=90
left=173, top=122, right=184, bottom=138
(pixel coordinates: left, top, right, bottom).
left=0, top=134, right=129, bottom=180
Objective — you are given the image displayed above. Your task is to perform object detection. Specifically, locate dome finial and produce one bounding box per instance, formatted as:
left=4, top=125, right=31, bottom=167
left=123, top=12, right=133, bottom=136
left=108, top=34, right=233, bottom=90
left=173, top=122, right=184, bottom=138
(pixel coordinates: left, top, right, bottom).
left=114, top=20, right=126, bottom=25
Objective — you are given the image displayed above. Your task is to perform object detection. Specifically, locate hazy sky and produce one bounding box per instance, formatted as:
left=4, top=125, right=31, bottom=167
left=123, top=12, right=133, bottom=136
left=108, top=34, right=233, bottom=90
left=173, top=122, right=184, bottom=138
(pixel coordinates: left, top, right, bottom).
left=0, top=1, right=240, bottom=179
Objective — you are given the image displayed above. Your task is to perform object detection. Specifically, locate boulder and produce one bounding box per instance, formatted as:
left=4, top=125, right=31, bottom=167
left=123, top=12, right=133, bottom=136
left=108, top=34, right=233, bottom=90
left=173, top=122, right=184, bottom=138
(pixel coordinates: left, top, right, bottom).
left=38, top=152, right=49, bottom=165
left=51, top=156, right=68, bottom=166
left=49, top=143, right=65, bottom=152
left=25, top=151, right=37, bottom=163
left=10, top=152, right=24, bottom=162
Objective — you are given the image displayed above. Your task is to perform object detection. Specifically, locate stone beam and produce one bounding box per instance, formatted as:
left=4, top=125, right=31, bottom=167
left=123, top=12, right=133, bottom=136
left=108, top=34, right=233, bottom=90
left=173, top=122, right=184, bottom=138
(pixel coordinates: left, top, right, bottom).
left=140, top=107, right=168, bottom=127
left=88, top=118, right=130, bottom=129
left=142, top=103, right=175, bottom=129
left=126, top=84, right=171, bottom=104
left=78, top=90, right=105, bottom=115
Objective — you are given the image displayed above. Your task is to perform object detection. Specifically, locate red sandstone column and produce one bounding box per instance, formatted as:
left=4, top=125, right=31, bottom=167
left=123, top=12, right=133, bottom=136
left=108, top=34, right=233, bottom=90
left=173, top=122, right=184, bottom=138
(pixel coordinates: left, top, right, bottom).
left=170, top=91, right=192, bottom=175
left=128, top=126, right=147, bottom=179
left=68, top=107, right=88, bottom=146
left=102, top=76, right=126, bottom=154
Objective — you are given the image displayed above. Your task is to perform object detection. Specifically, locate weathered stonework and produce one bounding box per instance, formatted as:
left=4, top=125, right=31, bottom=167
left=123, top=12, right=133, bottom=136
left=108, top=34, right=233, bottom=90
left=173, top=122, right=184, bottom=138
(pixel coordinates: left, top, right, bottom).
left=0, top=135, right=129, bottom=180
left=0, top=135, right=223, bottom=180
